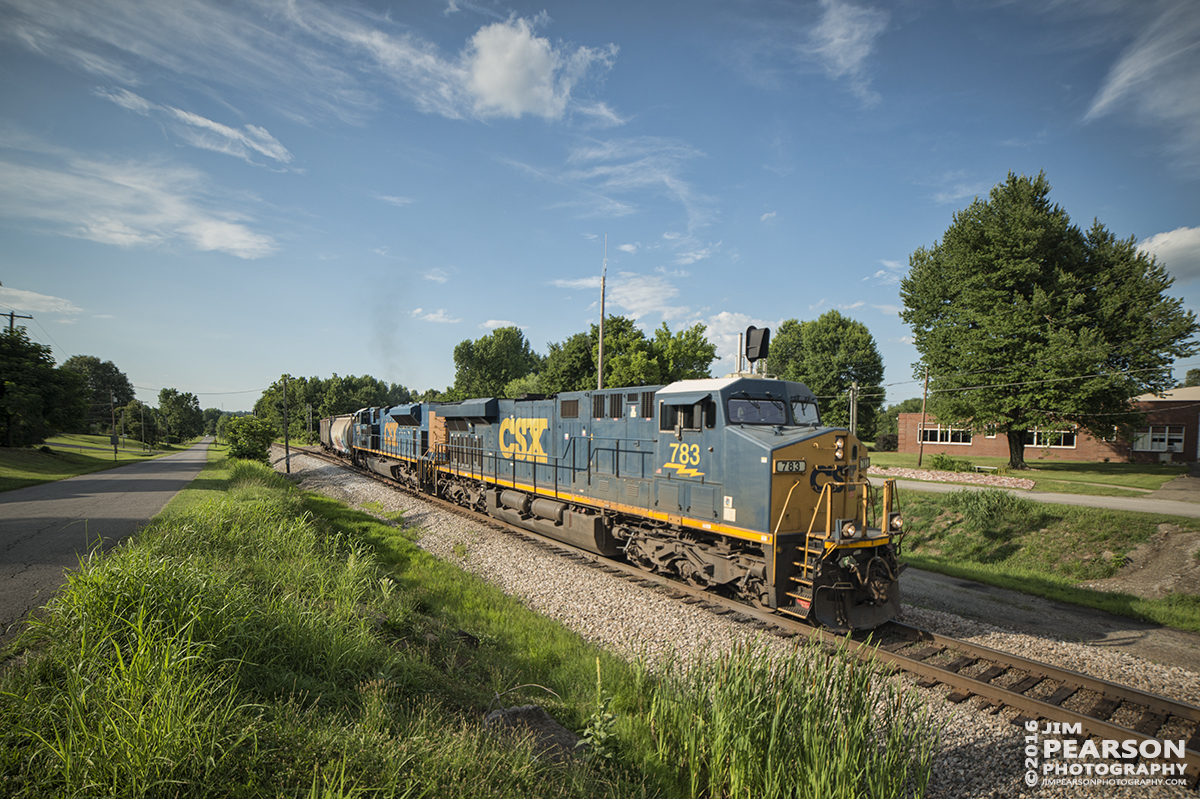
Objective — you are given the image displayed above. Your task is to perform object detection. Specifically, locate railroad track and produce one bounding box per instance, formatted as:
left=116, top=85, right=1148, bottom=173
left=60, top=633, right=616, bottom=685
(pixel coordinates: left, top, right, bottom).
left=283, top=443, right=1200, bottom=787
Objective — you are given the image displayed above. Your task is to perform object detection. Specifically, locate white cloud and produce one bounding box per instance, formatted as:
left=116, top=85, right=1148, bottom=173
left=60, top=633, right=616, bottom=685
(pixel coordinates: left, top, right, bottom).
left=480, top=319, right=525, bottom=329
left=803, top=0, right=888, bottom=105
left=423, top=268, right=450, bottom=283
left=0, top=140, right=275, bottom=258
left=0, top=286, right=84, bottom=315
left=464, top=17, right=617, bottom=120
left=617, top=243, right=638, bottom=253
left=839, top=301, right=865, bottom=310
left=95, top=86, right=292, bottom=165
left=1139, top=226, right=1200, bottom=281
left=761, top=211, right=777, bottom=222
left=674, top=241, right=721, bottom=265
left=551, top=276, right=602, bottom=289
left=809, top=298, right=828, bottom=312
left=377, top=194, right=414, bottom=206
left=524, top=137, right=713, bottom=230
left=165, top=107, right=293, bottom=164
left=411, top=308, right=460, bottom=323
left=608, top=272, right=686, bottom=320
left=1087, top=2, right=1200, bottom=167
left=7, top=1, right=618, bottom=126
left=864, top=259, right=905, bottom=284
left=871, top=303, right=903, bottom=316
left=704, top=311, right=780, bottom=370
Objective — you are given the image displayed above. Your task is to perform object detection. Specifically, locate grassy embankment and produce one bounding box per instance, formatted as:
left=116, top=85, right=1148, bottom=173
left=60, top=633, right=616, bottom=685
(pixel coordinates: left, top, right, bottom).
left=0, top=449, right=936, bottom=798
left=868, top=451, right=1186, bottom=498
left=893, top=486, right=1200, bottom=631
left=0, top=435, right=199, bottom=493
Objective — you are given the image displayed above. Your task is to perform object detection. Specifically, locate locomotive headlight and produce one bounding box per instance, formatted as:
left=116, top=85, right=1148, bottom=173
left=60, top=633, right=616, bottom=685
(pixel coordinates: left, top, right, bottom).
left=889, top=514, right=904, bottom=531
left=841, top=520, right=857, bottom=538
left=834, top=435, right=845, bottom=460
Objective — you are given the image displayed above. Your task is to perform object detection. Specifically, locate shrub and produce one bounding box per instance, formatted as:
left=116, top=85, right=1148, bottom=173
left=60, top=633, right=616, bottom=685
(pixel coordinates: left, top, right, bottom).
left=929, top=453, right=973, bottom=472
left=225, top=416, right=275, bottom=464
left=874, top=433, right=898, bottom=452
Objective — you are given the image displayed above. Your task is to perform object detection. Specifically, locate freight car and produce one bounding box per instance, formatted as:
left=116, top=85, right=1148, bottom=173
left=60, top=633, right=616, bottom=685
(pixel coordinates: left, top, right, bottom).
left=321, top=369, right=904, bottom=631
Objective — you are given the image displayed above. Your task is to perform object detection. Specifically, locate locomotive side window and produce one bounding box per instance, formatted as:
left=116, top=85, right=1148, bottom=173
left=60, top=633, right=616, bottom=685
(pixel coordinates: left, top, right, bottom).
left=561, top=399, right=579, bottom=419
left=659, top=402, right=701, bottom=432
left=640, top=391, right=655, bottom=421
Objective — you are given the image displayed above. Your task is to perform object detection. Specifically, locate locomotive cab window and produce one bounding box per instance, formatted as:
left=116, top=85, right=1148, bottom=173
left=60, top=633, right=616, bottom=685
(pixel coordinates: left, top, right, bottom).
left=659, top=402, right=702, bottom=432
left=726, top=395, right=788, bottom=426
left=791, top=399, right=820, bottom=427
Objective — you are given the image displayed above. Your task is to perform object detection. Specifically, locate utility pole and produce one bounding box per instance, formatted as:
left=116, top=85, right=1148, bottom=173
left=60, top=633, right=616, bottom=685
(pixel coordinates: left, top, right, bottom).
left=110, top=393, right=117, bottom=460
left=597, top=235, right=607, bottom=391
left=307, top=402, right=313, bottom=445
left=917, top=365, right=930, bottom=468
left=6, top=311, right=31, bottom=331
left=849, top=382, right=858, bottom=436
left=283, top=375, right=291, bottom=474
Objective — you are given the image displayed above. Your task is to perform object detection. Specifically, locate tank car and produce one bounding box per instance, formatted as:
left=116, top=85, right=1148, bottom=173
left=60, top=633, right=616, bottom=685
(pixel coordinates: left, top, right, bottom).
left=321, top=375, right=904, bottom=632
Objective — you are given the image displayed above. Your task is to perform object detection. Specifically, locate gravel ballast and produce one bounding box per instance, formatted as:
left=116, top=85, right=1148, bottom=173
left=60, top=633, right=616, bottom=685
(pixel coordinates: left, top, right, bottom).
left=274, top=448, right=1195, bottom=798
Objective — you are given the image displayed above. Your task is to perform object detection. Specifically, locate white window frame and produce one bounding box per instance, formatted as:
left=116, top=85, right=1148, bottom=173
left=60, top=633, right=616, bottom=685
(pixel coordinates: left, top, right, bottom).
left=919, top=424, right=973, bottom=445
left=1133, top=425, right=1185, bottom=453
left=1024, top=429, right=1077, bottom=449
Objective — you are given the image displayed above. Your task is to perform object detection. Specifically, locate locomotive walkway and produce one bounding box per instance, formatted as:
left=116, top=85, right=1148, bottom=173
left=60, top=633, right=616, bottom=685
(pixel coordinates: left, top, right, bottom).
left=0, top=437, right=211, bottom=647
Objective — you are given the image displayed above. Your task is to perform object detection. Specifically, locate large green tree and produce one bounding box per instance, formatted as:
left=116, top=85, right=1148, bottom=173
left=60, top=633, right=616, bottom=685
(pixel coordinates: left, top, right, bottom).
left=451, top=327, right=543, bottom=398
left=767, top=311, right=886, bottom=438
left=0, top=329, right=86, bottom=446
left=61, top=355, right=135, bottom=432
left=901, top=171, right=1197, bottom=468
left=157, top=387, right=204, bottom=442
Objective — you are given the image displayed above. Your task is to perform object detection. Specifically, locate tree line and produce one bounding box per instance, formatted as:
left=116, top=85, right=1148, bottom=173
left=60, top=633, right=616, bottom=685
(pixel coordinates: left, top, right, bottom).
left=0, top=332, right=214, bottom=448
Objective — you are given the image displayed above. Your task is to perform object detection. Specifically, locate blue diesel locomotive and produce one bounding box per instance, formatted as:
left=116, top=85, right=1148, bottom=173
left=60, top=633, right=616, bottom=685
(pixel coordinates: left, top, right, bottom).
left=321, top=374, right=904, bottom=631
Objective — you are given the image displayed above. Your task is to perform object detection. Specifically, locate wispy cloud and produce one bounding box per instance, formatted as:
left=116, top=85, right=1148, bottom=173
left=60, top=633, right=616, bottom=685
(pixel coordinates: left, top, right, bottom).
left=6, top=1, right=618, bottom=126
left=0, top=286, right=84, bottom=316
left=95, top=87, right=292, bottom=165
left=617, top=242, right=638, bottom=253
left=526, top=136, right=715, bottom=230
left=863, top=259, right=905, bottom=284
left=803, top=0, right=889, bottom=105
left=674, top=241, right=721, bottom=265
left=480, top=319, right=525, bottom=329
left=703, top=311, right=779, bottom=368
left=872, top=303, right=903, bottom=316
left=377, top=194, right=415, bottom=206
left=931, top=172, right=989, bottom=205
left=423, top=268, right=450, bottom=283
left=1087, top=2, right=1200, bottom=167
left=551, top=270, right=686, bottom=320
left=761, top=211, right=777, bottom=222
left=411, top=307, right=460, bottom=323
left=0, top=137, right=275, bottom=258
left=1139, top=226, right=1200, bottom=282
left=551, top=276, right=602, bottom=290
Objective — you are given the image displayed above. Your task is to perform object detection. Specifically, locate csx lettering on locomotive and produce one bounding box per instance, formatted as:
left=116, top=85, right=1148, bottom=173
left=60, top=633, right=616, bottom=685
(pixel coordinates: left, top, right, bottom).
left=499, top=417, right=549, bottom=463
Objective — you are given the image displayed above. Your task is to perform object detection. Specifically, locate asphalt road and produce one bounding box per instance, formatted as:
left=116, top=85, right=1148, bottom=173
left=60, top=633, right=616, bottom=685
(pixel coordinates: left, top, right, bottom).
left=0, top=438, right=210, bottom=646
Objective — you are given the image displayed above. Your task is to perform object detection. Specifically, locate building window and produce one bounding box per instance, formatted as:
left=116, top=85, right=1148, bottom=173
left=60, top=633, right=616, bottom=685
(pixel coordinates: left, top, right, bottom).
left=1024, top=429, right=1077, bottom=449
left=984, top=425, right=996, bottom=439
left=1133, top=425, right=1185, bottom=452
left=919, top=425, right=972, bottom=445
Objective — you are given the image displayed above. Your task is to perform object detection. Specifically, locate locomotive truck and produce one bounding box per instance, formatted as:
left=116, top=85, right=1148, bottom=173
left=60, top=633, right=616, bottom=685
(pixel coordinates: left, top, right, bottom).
left=321, top=373, right=904, bottom=631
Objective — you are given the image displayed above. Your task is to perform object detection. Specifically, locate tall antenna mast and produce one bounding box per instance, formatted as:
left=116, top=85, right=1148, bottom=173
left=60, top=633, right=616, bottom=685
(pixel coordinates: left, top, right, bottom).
left=597, top=234, right=607, bottom=390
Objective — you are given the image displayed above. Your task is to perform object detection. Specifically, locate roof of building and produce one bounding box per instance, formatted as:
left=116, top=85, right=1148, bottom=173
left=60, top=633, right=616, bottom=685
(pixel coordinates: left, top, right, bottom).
left=1134, top=386, right=1200, bottom=402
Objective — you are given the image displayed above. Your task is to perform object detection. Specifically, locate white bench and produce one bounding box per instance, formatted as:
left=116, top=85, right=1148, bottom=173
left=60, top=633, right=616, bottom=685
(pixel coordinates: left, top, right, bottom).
left=973, top=465, right=998, bottom=473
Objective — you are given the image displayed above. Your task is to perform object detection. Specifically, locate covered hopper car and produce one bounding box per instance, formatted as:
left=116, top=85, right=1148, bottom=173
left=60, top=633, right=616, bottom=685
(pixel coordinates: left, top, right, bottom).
left=321, top=373, right=905, bottom=631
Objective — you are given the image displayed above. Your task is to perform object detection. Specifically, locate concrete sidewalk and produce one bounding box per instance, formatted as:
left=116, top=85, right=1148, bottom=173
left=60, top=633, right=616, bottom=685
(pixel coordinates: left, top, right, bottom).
left=893, top=467, right=1200, bottom=518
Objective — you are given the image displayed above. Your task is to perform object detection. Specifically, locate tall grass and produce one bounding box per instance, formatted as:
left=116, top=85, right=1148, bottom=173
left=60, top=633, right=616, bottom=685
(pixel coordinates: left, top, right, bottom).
left=632, top=639, right=936, bottom=799
left=2, top=458, right=936, bottom=797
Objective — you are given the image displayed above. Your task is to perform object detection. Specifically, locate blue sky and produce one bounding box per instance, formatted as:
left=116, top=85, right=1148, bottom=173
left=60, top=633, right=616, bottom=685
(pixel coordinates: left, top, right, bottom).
left=1, top=0, right=1198, bottom=411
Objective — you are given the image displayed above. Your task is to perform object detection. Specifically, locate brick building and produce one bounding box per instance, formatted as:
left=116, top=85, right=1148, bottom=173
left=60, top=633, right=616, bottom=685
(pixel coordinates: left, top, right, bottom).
left=896, top=386, right=1200, bottom=463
